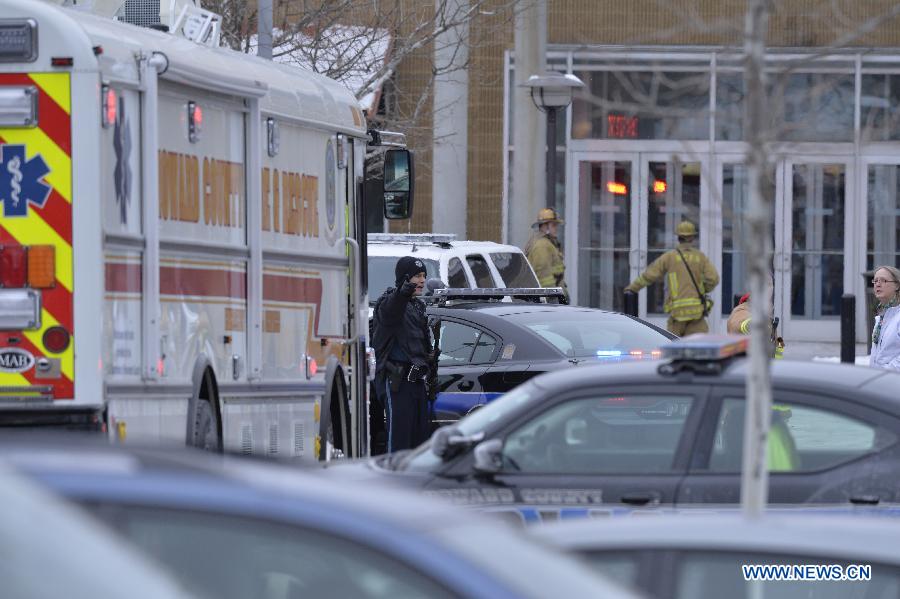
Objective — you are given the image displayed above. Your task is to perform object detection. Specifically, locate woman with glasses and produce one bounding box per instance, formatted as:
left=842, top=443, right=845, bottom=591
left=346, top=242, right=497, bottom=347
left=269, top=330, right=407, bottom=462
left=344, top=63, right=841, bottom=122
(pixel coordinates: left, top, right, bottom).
left=870, top=265, right=900, bottom=371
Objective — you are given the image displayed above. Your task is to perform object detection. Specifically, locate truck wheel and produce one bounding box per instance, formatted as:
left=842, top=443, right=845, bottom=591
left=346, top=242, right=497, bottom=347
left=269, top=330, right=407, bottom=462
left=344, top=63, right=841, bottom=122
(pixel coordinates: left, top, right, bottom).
left=191, top=399, right=220, bottom=451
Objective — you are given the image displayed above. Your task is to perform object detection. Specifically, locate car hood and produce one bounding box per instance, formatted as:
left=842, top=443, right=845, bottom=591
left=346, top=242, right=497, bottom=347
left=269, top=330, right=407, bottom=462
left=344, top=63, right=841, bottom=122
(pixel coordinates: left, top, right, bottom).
left=319, top=453, right=430, bottom=488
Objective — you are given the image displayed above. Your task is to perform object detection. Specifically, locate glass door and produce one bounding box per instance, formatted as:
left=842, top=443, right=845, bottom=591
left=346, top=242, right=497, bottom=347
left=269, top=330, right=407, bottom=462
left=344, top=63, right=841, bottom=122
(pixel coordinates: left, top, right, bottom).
left=640, top=155, right=705, bottom=330
left=778, top=159, right=852, bottom=341
left=572, top=155, right=640, bottom=311
left=570, top=152, right=709, bottom=329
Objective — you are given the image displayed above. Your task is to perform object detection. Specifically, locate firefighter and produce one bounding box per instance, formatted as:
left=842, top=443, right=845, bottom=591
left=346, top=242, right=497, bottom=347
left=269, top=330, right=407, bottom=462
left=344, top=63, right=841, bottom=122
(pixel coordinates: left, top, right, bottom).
left=727, top=293, right=785, bottom=358
left=371, top=257, right=434, bottom=452
left=624, top=221, right=719, bottom=336
left=526, top=208, right=567, bottom=297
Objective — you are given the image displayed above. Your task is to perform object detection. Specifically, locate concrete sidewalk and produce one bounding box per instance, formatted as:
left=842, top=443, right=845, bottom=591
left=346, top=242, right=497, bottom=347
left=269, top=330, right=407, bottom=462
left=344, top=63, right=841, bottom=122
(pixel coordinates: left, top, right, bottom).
left=783, top=341, right=868, bottom=363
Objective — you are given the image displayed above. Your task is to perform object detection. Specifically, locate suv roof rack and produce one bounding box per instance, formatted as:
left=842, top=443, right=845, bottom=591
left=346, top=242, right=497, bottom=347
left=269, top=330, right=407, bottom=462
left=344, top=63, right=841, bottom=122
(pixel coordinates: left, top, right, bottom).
left=367, top=233, right=458, bottom=247
left=657, top=334, right=748, bottom=376
left=426, top=287, right=568, bottom=306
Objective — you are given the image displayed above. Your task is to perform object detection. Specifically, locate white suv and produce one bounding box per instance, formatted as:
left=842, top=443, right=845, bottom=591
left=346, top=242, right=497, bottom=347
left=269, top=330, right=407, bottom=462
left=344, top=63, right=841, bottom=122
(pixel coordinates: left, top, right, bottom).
left=367, top=234, right=539, bottom=303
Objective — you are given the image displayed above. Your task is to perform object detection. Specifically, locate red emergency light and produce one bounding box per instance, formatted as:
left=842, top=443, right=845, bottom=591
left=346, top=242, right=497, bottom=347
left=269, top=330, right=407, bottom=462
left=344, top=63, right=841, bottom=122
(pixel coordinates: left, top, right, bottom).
left=102, top=85, right=117, bottom=128
left=0, top=245, right=56, bottom=289
left=607, top=181, right=628, bottom=195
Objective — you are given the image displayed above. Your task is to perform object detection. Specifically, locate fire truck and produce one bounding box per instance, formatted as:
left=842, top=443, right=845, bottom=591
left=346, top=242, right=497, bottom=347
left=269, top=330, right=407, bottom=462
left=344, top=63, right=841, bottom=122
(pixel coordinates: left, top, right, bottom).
left=0, top=0, right=412, bottom=459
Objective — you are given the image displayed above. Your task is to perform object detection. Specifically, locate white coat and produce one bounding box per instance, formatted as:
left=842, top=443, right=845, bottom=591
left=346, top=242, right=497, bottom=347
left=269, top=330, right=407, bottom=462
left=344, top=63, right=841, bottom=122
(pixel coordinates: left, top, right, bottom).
left=870, top=305, right=900, bottom=371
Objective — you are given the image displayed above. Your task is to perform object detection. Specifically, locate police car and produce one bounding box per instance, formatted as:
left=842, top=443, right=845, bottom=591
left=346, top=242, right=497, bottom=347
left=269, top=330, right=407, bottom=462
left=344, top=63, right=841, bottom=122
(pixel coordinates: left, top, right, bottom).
left=332, top=336, right=900, bottom=510
left=425, top=288, right=674, bottom=424
left=367, top=234, right=540, bottom=310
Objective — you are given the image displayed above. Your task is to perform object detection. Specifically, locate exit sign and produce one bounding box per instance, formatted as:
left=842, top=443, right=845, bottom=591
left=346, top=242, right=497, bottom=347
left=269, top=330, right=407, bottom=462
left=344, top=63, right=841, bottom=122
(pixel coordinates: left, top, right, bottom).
left=608, top=115, right=638, bottom=138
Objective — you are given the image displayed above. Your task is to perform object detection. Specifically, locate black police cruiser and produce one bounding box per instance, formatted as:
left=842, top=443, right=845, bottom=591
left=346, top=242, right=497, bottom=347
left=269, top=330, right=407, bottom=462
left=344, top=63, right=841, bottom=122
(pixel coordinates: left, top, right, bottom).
left=331, top=336, right=900, bottom=510
left=425, top=288, right=674, bottom=424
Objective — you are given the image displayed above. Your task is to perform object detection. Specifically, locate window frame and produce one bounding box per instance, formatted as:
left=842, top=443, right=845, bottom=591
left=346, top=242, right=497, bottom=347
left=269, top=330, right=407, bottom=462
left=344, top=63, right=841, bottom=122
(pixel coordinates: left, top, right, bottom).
left=436, top=317, right=502, bottom=366
left=465, top=253, right=500, bottom=288
left=494, top=385, right=709, bottom=476
left=446, top=256, right=471, bottom=289
left=690, top=384, right=900, bottom=474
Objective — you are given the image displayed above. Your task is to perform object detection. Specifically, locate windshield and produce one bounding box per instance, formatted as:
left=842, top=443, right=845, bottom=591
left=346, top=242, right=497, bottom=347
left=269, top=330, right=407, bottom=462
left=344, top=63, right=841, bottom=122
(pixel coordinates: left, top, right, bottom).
left=508, top=311, right=670, bottom=359
left=368, top=256, right=439, bottom=302
left=398, top=384, right=535, bottom=472
left=489, top=252, right=539, bottom=287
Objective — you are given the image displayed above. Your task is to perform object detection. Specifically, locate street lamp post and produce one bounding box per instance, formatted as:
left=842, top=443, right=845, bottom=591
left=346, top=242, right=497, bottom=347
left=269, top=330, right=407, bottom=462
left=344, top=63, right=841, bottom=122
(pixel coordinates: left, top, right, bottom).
left=521, top=73, right=584, bottom=211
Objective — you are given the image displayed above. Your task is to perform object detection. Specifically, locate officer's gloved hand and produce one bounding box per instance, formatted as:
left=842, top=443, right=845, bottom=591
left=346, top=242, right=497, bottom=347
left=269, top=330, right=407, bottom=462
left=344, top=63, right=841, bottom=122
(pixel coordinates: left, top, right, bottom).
left=400, top=277, right=418, bottom=297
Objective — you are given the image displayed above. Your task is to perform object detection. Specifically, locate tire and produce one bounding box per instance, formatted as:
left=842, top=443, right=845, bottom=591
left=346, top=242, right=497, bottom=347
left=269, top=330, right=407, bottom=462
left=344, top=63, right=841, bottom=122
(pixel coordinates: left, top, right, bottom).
left=189, top=367, right=221, bottom=452
left=191, top=400, right=219, bottom=451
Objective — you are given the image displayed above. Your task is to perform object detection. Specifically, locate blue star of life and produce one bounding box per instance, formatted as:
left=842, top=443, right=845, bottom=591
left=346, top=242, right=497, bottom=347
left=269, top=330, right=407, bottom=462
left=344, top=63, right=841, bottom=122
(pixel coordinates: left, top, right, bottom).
left=0, top=144, right=52, bottom=218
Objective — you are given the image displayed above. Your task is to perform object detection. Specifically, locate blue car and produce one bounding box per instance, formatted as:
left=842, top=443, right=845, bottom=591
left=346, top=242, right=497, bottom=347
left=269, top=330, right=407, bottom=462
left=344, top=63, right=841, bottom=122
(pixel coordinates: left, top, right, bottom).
left=7, top=436, right=634, bottom=599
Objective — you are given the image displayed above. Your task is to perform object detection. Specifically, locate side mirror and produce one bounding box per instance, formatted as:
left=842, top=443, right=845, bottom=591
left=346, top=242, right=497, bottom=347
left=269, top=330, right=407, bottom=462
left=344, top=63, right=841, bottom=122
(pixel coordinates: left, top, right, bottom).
left=431, top=427, right=483, bottom=461
left=472, top=438, right=503, bottom=475
left=383, top=149, right=414, bottom=220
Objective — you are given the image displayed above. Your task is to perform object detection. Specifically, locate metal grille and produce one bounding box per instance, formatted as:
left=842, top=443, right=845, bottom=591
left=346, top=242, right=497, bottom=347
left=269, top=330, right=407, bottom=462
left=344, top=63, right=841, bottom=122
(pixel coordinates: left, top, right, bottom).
left=122, top=0, right=161, bottom=28
left=268, top=424, right=279, bottom=456
left=240, top=423, right=252, bottom=455
left=293, top=422, right=305, bottom=456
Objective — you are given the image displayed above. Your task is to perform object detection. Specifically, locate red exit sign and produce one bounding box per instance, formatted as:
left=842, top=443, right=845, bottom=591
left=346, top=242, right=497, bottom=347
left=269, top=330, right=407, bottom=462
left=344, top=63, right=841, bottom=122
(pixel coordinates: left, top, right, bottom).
left=608, top=115, right=638, bottom=138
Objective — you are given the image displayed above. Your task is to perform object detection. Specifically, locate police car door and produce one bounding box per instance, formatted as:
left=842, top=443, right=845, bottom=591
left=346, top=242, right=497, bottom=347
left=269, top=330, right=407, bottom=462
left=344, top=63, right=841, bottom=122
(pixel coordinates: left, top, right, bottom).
left=679, top=385, right=898, bottom=506
left=467, top=385, right=708, bottom=509
left=432, top=318, right=499, bottom=424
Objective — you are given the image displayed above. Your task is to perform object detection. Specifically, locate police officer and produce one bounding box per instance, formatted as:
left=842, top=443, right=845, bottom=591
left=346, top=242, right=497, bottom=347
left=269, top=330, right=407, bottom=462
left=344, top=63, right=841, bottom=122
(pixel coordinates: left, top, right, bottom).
left=624, top=221, right=719, bottom=336
left=372, top=256, right=434, bottom=452
left=526, top=208, right=567, bottom=297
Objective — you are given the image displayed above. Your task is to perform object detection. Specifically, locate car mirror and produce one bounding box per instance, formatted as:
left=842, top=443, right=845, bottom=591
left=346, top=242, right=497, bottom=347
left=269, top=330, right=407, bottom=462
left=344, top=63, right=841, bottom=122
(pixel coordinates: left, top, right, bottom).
left=431, top=427, right=484, bottom=461
left=472, top=438, right=502, bottom=475
left=383, top=149, right=414, bottom=220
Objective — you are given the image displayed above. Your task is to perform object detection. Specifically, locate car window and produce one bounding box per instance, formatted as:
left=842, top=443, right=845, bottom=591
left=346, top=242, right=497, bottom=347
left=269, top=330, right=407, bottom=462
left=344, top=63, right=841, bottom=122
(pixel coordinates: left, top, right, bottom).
left=580, top=551, right=643, bottom=590
left=465, top=254, right=497, bottom=287
left=709, top=398, right=896, bottom=473
left=489, top=252, right=539, bottom=287
left=447, top=258, right=470, bottom=288
left=676, top=550, right=900, bottom=599
left=438, top=321, right=480, bottom=364
left=368, top=256, right=439, bottom=299
left=507, top=311, right=670, bottom=358
left=502, top=394, right=695, bottom=474
left=470, top=332, right=499, bottom=363
left=107, top=507, right=455, bottom=599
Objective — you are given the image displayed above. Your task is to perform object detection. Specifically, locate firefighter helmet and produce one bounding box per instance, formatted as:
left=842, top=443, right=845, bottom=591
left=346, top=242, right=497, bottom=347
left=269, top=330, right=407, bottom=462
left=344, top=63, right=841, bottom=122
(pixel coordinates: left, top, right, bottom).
left=534, top=208, right=565, bottom=227
left=676, top=221, right=697, bottom=237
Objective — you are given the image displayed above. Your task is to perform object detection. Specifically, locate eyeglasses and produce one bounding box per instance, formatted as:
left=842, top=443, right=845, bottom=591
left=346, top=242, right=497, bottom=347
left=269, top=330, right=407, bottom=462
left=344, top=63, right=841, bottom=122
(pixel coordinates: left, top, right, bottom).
left=873, top=278, right=898, bottom=285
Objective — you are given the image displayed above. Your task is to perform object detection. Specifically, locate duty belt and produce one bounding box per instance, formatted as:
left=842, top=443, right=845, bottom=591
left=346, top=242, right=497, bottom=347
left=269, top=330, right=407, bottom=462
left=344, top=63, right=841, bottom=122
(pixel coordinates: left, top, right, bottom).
left=385, top=360, right=428, bottom=383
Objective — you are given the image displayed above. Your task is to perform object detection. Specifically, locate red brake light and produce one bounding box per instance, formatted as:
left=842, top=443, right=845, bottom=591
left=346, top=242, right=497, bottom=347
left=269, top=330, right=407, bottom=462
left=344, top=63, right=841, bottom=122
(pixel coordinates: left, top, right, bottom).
left=103, top=87, right=117, bottom=127
left=0, top=246, right=27, bottom=288
left=43, top=326, right=70, bottom=353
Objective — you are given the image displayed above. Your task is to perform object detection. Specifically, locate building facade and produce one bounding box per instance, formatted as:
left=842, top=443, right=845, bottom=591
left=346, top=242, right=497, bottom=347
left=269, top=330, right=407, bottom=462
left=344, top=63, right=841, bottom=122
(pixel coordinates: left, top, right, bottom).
left=392, top=1, right=900, bottom=342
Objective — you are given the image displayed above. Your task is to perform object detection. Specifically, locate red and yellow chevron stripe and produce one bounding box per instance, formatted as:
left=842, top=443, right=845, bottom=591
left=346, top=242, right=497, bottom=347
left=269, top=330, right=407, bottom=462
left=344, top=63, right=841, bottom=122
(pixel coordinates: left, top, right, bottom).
left=0, top=73, right=73, bottom=399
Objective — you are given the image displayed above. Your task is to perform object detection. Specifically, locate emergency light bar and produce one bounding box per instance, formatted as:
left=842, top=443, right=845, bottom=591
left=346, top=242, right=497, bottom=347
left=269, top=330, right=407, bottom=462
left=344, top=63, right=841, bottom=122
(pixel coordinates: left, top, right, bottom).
left=428, top=287, right=566, bottom=304
left=660, top=334, right=748, bottom=362
left=367, top=233, right=457, bottom=245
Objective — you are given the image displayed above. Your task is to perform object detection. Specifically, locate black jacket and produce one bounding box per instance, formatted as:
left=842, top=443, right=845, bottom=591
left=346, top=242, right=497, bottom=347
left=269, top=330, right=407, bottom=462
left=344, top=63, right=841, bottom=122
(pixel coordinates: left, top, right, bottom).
left=372, top=286, right=432, bottom=373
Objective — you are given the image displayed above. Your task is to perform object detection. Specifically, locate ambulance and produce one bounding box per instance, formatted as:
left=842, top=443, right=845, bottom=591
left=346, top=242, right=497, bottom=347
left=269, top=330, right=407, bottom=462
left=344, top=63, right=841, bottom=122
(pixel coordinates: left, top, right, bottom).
left=0, top=0, right=412, bottom=459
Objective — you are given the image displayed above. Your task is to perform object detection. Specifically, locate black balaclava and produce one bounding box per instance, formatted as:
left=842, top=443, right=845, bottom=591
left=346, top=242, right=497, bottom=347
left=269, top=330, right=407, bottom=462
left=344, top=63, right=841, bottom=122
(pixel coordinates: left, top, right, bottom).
left=394, top=256, right=427, bottom=287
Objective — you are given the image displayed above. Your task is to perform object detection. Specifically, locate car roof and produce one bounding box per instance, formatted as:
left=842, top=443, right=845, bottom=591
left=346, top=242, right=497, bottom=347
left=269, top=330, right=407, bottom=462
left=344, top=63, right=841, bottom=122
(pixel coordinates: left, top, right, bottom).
left=368, top=240, right=525, bottom=261
left=531, top=514, right=900, bottom=564
left=526, top=354, right=900, bottom=402
left=5, top=436, right=631, bottom=599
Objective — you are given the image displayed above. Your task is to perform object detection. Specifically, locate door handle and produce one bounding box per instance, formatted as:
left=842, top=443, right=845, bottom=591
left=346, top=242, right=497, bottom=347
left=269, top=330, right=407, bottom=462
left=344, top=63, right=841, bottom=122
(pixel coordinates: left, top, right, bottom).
left=457, top=380, right=474, bottom=392
left=619, top=492, right=659, bottom=506
left=849, top=495, right=880, bottom=506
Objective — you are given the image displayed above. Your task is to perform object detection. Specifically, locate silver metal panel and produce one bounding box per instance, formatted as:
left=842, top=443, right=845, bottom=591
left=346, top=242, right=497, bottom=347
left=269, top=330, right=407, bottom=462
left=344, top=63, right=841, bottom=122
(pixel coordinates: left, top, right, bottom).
left=0, top=289, right=41, bottom=331
left=0, top=85, right=37, bottom=127
left=221, top=396, right=317, bottom=460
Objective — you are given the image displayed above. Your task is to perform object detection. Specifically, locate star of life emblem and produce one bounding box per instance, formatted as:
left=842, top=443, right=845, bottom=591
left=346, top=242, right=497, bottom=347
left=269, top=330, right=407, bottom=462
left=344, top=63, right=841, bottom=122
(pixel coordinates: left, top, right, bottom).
left=0, top=144, right=51, bottom=218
